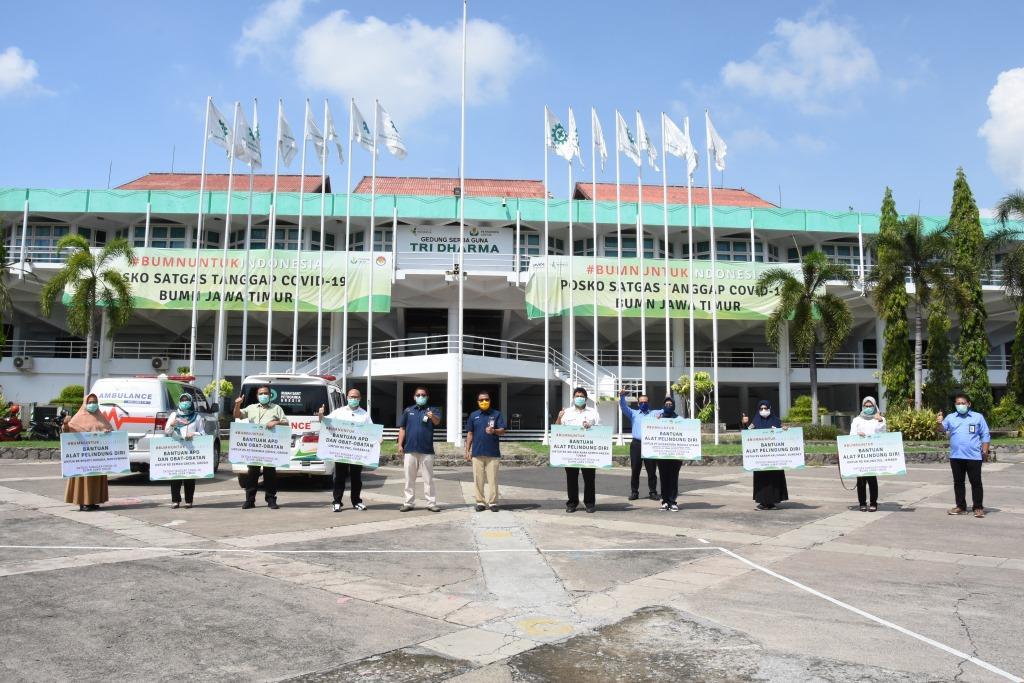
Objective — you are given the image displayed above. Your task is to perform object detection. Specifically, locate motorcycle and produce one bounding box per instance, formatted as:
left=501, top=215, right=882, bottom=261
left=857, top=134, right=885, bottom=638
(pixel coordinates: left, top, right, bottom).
left=0, top=405, right=24, bottom=441
left=28, top=408, right=65, bottom=441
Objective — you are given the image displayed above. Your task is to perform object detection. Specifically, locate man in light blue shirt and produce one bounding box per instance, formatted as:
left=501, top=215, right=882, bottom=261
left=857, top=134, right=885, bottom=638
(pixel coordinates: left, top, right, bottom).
left=937, top=392, right=991, bottom=518
left=620, top=389, right=662, bottom=501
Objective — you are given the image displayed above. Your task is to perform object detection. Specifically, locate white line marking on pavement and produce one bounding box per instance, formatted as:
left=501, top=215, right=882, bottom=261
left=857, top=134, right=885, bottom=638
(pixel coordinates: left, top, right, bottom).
left=698, top=538, right=709, bottom=544
left=0, top=544, right=714, bottom=556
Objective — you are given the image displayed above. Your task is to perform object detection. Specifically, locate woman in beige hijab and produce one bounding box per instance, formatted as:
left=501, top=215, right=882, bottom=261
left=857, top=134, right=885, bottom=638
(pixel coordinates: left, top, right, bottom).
left=63, top=393, right=114, bottom=511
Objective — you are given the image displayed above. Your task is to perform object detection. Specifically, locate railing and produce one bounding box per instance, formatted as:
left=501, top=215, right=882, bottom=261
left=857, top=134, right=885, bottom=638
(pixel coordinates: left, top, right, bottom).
left=226, top=344, right=327, bottom=362
left=694, top=350, right=780, bottom=368
left=589, top=349, right=672, bottom=366
left=5, top=339, right=97, bottom=359
left=790, top=352, right=878, bottom=369
left=396, top=252, right=526, bottom=272
left=346, top=334, right=550, bottom=364
left=112, top=341, right=214, bottom=360
left=952, top=354, right=1009, bottom=371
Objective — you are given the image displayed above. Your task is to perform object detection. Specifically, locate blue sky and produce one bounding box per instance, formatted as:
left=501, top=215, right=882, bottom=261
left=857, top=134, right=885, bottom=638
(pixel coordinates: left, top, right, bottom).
left=2, top=0, right=1023, bottom=216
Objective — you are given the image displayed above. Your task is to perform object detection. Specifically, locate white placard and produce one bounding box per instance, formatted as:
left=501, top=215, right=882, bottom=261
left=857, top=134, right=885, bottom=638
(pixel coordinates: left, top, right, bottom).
left=228, top=422, right=292, bottom=468
left=397, top=224, right=513, bottom=255
left=319, top=419, right=384, bottom=469
left=549, top=425, right=613, bottom=468
left=149, top=434, right=216, bottom=480
left=741, top=427, right=806, bottom=472
left=837, top=432, right=907, bottom=478
left=60, top=430, right=130, bottom=478
left=641, top=418, right=702, bottom=460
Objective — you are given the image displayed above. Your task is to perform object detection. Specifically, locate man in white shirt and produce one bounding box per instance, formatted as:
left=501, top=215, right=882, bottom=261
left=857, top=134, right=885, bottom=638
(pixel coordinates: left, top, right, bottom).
left=318, top=388, right=372, bottom=512
left=556, top=387, right=602, bottom=513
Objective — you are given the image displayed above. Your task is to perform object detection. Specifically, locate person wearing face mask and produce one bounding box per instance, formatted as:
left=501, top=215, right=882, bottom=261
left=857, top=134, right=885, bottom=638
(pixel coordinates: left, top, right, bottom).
left=937, top=392, right=991, bottom=518
left=397, top=386, right=442, bottom=512
left=741, top=399, right=789, bottom=510
left=234, top=385, right=287, bottom=510
left=63, top=393, right=114, bottom=511
left=849, top=396, right=886, bottom=512
left=318, top=388, right=372, bottom=512
left=654, top=397, right=683, bottom=511
left=556, top=387, right=601, bottom=513
left=619, top=389, right=661, bottom=501
left=162, top=391, right=207, bottom=509
left=465, top=391, right=507, bottom=512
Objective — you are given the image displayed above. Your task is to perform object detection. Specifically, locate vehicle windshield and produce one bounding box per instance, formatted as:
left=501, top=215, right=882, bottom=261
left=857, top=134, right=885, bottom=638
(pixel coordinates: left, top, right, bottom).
left=242, top=384, right=329, bottom=417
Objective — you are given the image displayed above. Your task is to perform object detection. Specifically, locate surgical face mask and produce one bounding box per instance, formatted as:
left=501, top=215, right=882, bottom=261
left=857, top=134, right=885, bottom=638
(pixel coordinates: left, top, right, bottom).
left=574, top=397, right=586, bottom=408
left=347, top=398, right=361, bottom=409
left=759, top=408, right=771, bottom=418
left=663, top=404, right=676, bottom=416
left=179, top=400, right=193, bottom=412
left=415, top=395, right=428, bottom=407
left=85, top=403, right=99, bottom=414
left=862, top=406, right=875, bottom=416
left=955, top=404, right=969, bottom=415
left=478, top=400, right=491, bottom=410
left=638, top=401, right=649, bottom=412
left=258, top=394, right=271, bottom=405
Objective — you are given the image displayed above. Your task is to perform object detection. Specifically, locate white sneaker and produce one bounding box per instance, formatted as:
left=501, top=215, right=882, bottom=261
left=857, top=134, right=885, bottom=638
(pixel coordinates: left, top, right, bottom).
left=354, top=502, right=367, bottom=511
left=668, top=504, right=680, bottom=512
left=332, top=503, right=342, bottom=512
left=659, top=503, right=669, bottom=511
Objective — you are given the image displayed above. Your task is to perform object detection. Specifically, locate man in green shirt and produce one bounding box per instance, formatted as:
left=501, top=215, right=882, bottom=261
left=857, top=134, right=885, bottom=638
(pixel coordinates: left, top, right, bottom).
left=234, top=385, right=288, bottom=509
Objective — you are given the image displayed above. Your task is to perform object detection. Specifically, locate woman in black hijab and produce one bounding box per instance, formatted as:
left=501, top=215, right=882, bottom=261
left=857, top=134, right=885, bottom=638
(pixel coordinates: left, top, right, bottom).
left=741, top=399, right=789, bottom=510
left=655, top=397, right=682, bottom=511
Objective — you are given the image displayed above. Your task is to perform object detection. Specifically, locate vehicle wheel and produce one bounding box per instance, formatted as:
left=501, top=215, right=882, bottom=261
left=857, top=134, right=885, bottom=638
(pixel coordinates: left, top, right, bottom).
left=237, top=474, right=248, bottom=488
left=212, top=440, right=221, bottom=473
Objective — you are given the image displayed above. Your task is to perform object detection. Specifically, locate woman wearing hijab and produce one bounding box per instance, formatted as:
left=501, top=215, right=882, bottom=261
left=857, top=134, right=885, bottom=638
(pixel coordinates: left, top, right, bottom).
left=163, top=391, right=207, bottom=509
left=655, top=397, right=683, bottom=511
left=63, top=393, right=114, bottom=511
left=849, top=396, right=886, bottom=512
left=741, top=399, right=789, bottom=510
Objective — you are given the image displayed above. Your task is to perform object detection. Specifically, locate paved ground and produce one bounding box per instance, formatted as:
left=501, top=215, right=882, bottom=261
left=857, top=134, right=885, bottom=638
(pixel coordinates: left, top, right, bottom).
left=1, top=457, right=1022, bottom=682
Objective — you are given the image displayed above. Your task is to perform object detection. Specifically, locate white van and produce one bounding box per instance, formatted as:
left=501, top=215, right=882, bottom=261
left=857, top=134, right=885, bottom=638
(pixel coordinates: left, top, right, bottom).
left=90, top=375, right=223, bottom=472
left=230, top=373, right=344, bottom=486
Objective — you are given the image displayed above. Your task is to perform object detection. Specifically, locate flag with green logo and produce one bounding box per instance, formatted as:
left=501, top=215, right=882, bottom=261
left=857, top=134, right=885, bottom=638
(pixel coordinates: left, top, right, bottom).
left=545, top=106, right=574, bottom=162
left=615, top=110, right=641, bottom=167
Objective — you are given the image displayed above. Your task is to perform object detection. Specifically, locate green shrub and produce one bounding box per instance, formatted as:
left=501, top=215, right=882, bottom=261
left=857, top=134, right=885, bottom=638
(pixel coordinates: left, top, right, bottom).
left=990, top=393, right=1024, bottom=429
left=177, top=366, right=191, bottom=375
left=51, top=384, right=85, bottom=409
left=800, top=424, right=840, bottom=440
left=887, top=409, right=943, bottom=441
left=784, top=395, right=828, bottom=423
left=203, top=379, right=234, bottom=409
left=697, top=402, right=715, bottom=423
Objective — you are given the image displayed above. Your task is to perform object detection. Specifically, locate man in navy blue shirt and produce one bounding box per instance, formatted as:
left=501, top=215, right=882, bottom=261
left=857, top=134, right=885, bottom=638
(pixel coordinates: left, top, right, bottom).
left=620, top=389, right=662, bottom=501
left=937, top=392, right=991, bottom=518
left=464, top=391, right=507, bottom=512
left=397, top=386, right=442, bottom=512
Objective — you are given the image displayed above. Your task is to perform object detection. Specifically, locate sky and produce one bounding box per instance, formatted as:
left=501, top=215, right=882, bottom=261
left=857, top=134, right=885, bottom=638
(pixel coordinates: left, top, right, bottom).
left=2, top=0, right=1024, bottom=217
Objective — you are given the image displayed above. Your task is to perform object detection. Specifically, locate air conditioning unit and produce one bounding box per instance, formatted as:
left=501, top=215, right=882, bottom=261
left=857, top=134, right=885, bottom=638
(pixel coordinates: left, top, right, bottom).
left=151, top=356, right=171, bottom=371
left=13, top=356, right=33, bottom=370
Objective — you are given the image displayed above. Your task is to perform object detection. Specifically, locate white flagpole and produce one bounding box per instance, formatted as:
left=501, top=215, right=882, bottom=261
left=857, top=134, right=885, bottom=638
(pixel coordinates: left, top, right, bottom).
left=567, top=157, right=575, bottom=387
left=614, top=112, right=623, bottom=445
left=266, top=100, right=283, bottom=374
left=315, top=99, right=329, bottom=374
left=342, top=99, right=355, bottom=392
left=290, top=99, right=310, bottom=372
left=637, top=113, right=646, bottom=393
left=661, top=114, right=671, bottom=399
left=591, top=110, right=599, bottom=397
left=457, top=0, right=467, bottom=445
left=749, top=208, right=756, bottom=263
left=543, top=106, right=551, bottom=444
left=368, top=100, right=379, bottom=412
left=188, top=97, right=213, bottom=374
left=211, top=101, right=239, bottom=400
left=686, top=125, right=695, bottom=419
left=240, top=133, right=256, bottom=382
left=143, top=201, right=151, bottom=247
left=706, top=110, right=720, bottom=444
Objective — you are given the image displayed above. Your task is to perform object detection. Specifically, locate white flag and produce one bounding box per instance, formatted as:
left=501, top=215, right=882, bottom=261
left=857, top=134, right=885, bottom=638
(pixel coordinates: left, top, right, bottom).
left=306, top=101, right=325, bottom=160
left=206, top=98, right=231, bottom=153
left=592, top=108, right=608, bottom=172
left=324, top=101, right=343, bottom=164
left=376, top=102, right=407, bottom=160
left=705, top=111, right=727, bottom=172
left=636, top=112, right=659, bottom=171
left=351, top=101, right=375, bottom=154
left=234, top=103, right=262, bottom=169
left=663, top=113, right=698, bottom=178
left=615, top=110, right=641, bottom=167
left=277, top=101, right=297, bottom=167
left=545, top=106, right=574, bottom=162
left=567, top=106, right=583, bottom=169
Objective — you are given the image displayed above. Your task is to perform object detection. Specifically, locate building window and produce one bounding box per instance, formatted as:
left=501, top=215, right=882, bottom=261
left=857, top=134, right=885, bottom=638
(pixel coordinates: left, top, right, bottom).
left=548, top=237, right=564, bottom=255
left=147, top=226, right=187, bottom=249
left=573, top=238, right=595, bottom=256
left=5, top=222, right=71, bottom=263
left=687, top=238, right=778, bottom=262
left=821, top=242, right=859, bottom=266
left=311, top=231, right=336, bottom=250
left=787, top=245, right=813, bottom=263
left=348, top=230, right=365, bottom=252
left=373, top=229, right=392, bottom=252
left=230, top=228, right=269, bottom=249
left=518, top=232, right=541, bottom=258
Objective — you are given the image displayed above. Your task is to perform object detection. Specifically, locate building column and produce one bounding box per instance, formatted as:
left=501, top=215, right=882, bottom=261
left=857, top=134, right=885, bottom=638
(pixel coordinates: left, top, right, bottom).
left=329, top=312, right=343, bottom=355
left=97, top=310, right=113, bottom=379
left=500, top=381, right=509, bottom=419
left=560, top=320, right=572, bottom=406
left=777, top=324, right=791, bottom=417
left=739, top=384, right=750, bottom=416
left=670, top=317, right=685, bottom=393
left=446, top=302, right=462, bottom=444
left=395, top=380, right=404, bottom=422
left=875, top=317, right=887, bottom=412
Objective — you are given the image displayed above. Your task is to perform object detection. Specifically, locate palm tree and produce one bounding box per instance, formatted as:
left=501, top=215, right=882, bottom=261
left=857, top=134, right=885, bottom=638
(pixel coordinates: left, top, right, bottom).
left=867, top=216, right=960, bottom=410
left=39, top=235, right=135, bottom=390
left=0, top=224, right=14, bottom=349
left=758, top=250, right=856, bottom=425
left=995, top=191, right=1024, bottom=398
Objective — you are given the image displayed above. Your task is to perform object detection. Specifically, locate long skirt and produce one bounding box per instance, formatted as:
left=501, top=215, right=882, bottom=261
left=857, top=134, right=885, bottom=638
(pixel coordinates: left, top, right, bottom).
left=752, top=470, right=788, bottom=507
left=64, top=476, right=109, bottom=506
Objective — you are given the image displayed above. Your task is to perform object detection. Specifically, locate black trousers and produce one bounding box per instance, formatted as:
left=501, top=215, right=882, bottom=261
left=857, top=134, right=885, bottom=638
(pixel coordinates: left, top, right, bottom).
left=566, top=467, right=596, bottom=507
left=951, top=459, right=983, bottom=510
left=629, top=439, right=658, bottom=494
left=333, top=463, right=363, bottom=505
left=656, top=459, right=682, bottom=505
left=170, top=479, right=195, bottom=504
left=245, top=465, right=278, bottom=503
left=856, top=476, right=878, bottom=506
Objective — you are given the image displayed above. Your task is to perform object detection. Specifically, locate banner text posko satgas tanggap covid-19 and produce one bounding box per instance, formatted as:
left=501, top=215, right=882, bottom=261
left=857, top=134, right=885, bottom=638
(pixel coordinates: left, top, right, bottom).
left=68, top=248, right=394, bottom=313
left=524, top=256, right=802, bottom=320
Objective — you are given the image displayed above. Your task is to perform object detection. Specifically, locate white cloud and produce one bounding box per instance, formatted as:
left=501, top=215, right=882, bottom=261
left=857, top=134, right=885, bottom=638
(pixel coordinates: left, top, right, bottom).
left=0, top=46, right=45, bottom=96
left=235, top=0, right=306, bottom=65
left=730, top=127, right=779, bottom=152
left=979, top=67, right=1024, bottom=189
left=722, top=14, right=878, bottom=114
left=293, top=11, right=533, bottom=124
left=792, top=133, right=827, bottom=153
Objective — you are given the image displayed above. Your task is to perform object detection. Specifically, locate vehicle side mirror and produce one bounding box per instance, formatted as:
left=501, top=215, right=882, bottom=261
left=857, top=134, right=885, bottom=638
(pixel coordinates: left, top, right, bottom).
left=209, top=402, right=220, bottom=414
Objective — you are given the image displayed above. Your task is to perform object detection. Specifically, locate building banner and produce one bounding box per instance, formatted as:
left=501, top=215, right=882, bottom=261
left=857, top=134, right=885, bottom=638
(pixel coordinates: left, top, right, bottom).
left=741, top=427, right=806, bottom=471
left=524, top=256, right=801, bottom=320
left=148, top=435, right=216, bottom=481
left=837, top=432, right=907, bottom=478
left=397, top=225, right=512, bottom=255
left=72, top=248, right=393, bottom=313
left=641, top=418, right=702, bottom=460
left=318, top=419, right=384, bottom=469
left=60, top=430, right=131, bottom=478
left=549, top=425, right=613, bottom=468
left=228, top=422, right=292, bottom=468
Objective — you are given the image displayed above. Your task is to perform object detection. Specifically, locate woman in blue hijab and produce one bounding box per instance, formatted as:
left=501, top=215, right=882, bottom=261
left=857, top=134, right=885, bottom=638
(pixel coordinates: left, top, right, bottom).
left=742, top=399, right=789, bottom=510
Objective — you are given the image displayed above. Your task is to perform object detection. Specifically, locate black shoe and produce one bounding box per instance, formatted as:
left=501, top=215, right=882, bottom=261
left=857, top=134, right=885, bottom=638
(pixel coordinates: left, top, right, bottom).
left=628, top=491, right=639, bottom=501
left=79, top=505, right=86, bottom=511
left=585, top=505, right=596, bottom=513
left=489, top=505, right=499, bottom=512
left=267, top=501, right=280, bottom=510
left=566, top=503, right=578, bottom=513
left=242, top=501, right=255, bottom=509
left=648, top=492, right=659, bottom=501
left=475, top=504, right=486, bottom=512
left=86, top=504, right=100, bottom=511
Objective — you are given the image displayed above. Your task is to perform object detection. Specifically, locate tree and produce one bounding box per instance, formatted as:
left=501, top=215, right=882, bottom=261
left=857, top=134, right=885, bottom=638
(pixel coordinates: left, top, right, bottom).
left=922, top=296, right=955, bottom=412
left=0, top=223, right=14, bottom=348
left=874, top=188, right=912, bottom=409
left=868, top=215, right=959, bottom=409
left=758, top=250, right=856, bottom=425
left=671, top=371, right=714, bottom=421
left=947, top=168, right=992, bottom=415
left=994, top=189, right=1024, bottom=399
left=39, top=235, right=135, bottom=391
